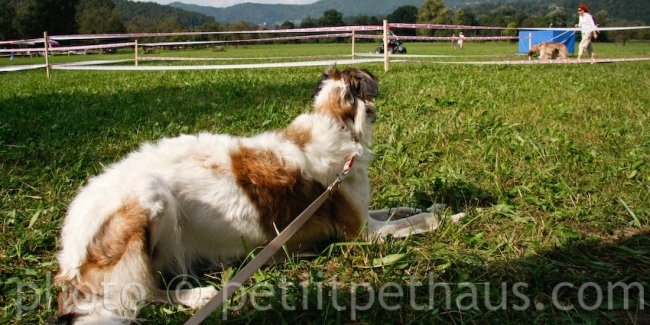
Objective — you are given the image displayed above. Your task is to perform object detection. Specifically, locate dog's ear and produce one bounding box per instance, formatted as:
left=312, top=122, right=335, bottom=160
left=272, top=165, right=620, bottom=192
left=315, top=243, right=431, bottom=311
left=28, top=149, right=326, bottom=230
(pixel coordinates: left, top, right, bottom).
left=341, top=68, right=378, bottom=104
left=312, top=65, right=341, bottom=99
left=324, top=64, right=340, bottom=78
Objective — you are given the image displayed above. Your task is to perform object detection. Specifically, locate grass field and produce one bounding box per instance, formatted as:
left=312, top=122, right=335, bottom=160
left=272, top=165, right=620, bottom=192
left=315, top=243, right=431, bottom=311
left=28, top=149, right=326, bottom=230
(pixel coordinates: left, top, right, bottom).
left=1, top=42, right=649, bottom=324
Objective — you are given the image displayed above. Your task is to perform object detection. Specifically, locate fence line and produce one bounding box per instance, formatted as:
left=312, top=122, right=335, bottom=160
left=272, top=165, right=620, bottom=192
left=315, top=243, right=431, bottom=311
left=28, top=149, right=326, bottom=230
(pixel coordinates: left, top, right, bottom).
left=1, top=22, right=649, bottom=76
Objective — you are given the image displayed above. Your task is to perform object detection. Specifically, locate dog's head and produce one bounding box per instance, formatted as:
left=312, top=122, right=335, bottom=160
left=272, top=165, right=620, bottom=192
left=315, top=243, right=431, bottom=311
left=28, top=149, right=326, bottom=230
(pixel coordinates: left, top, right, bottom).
left=312, top=65, right=378, bottom=144
left=528, top=45, right=540, bottom=59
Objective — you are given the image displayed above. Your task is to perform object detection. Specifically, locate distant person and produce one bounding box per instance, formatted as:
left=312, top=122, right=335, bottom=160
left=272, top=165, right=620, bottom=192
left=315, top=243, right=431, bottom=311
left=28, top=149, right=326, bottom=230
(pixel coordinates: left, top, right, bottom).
left=451, top=33, right=457, bottom=49
left=458, top=32, right=465, bottom=49
left=575, top=3, right=598, bottom=62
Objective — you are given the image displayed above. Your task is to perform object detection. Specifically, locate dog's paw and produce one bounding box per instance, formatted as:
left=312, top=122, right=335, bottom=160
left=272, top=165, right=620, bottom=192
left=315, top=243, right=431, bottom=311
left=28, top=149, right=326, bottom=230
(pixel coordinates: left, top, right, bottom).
left=428, top=204, right=465, bottom=223
left=170, top=286, right=218, bottom=308
left=447, top=212, right=466, bottom=223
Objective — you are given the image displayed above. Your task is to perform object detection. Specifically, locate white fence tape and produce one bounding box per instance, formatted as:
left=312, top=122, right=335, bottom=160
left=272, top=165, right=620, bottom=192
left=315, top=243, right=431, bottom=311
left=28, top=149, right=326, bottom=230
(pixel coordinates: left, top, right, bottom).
left=0, top=64, right=46, bottom=72
left=0, top=42, right=136, bottom=54
left=1, top=24, right=647, bottom=46
left=404, top=57, right=650, bottom=65
left=514, top=26, right=650, bottom=31
left=51, top=58, right=384, bottom=71
left=1, top=23, right=648, bottom=75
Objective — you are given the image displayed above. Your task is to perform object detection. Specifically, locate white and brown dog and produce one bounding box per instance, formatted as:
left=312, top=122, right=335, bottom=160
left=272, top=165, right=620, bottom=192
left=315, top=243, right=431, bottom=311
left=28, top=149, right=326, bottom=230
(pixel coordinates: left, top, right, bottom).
left=55, top=66, right=464, bottom=323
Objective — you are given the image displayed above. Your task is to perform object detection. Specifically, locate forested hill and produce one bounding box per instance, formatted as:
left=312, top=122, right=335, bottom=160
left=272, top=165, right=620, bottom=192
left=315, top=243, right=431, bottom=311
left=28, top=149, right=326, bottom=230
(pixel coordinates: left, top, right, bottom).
left=558, top=0, right=648, bottom=24
left=112, top=0, right=214, bottom=29
left=170, top=0, right=424, bottom=26
left=171, top=0, right=648, bottom=25
left=465, top=0, right=649, bottom=25
left=1, top=0, right=646, bottom=41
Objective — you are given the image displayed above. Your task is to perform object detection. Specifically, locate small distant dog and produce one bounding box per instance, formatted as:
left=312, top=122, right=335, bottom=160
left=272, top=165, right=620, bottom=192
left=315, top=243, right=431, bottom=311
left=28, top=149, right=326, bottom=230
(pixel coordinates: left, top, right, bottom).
left=55, top=65, right=465, bottom=323
left=528, top=42, right=569, bottom=60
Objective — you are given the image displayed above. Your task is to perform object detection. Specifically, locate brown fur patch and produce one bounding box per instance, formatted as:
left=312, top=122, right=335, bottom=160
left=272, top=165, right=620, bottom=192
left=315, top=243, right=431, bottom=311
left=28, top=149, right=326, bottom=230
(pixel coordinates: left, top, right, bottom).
left=230, top=145, right=362, bottom=244
left=57, top=199, right=151, bottom=318
left=286, top=190, right=363, bottom=249
left=80, top=199, right=151, bottom=276
left=314, top=86, right=356, bottom=124
left=230, top=147, right=340, bottom=236
left=230, top=146, right=306, bottom=234
left=195, top=154, right=224, bottom=172
left=281, top=126, right=312, bottom=150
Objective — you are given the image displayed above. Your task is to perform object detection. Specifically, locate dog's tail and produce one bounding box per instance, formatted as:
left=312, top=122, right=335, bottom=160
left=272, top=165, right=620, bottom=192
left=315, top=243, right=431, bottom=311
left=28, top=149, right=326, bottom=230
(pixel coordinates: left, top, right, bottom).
left=56, top=198, right=155, bottom=324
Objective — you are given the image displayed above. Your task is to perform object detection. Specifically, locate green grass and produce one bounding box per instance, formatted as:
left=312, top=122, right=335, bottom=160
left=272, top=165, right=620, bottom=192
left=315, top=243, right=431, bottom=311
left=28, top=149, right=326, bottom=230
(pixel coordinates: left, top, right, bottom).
left=1, top=42, right=648, bottom=324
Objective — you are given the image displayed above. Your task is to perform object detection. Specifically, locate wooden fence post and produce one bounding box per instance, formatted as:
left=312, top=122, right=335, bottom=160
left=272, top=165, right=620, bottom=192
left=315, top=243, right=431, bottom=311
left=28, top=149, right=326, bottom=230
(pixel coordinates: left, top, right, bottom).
left=383, top=20, right=389, bottom=72
left=351, top=30, right=355, bottom=60
left=43, top=31, right=50, bottom=79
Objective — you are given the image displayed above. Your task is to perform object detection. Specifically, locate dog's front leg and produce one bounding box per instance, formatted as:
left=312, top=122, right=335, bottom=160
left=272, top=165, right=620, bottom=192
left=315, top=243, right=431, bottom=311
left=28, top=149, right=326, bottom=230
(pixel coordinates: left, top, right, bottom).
left=369, top=207, right=422, bottom=221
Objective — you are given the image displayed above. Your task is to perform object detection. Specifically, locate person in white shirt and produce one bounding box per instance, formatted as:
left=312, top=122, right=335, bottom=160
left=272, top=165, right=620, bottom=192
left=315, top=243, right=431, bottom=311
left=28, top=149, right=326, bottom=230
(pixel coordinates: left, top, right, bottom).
left=575, top=3, right=598, bottom=62
left=458, top=32, right=465, bottom=49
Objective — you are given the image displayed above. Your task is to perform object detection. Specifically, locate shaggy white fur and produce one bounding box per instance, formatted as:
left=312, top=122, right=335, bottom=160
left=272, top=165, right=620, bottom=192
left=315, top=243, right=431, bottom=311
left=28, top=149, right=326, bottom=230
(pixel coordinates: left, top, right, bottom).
left=55, top=66, right=464, bottom=323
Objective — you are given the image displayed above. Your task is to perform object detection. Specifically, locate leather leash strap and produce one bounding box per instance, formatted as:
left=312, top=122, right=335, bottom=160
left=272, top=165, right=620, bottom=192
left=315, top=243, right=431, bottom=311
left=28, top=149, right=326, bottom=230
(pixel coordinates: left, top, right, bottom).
left=185, top=155, right=356, bottom=325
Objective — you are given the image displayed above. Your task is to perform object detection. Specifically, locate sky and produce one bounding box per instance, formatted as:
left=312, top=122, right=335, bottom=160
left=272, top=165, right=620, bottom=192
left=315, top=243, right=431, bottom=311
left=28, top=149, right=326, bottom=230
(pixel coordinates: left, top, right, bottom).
left=134, top=0, right=320, bottom=8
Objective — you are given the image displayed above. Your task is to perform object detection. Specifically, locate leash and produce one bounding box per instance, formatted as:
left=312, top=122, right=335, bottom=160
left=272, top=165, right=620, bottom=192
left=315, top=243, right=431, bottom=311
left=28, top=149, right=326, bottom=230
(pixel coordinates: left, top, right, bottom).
left=184, top=154, right=356, bottom=325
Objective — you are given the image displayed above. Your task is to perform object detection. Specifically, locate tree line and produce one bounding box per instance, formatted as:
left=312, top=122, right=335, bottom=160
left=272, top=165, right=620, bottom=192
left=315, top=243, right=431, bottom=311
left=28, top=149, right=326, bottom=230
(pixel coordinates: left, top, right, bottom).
left=1, top=0, right=646, bottom=43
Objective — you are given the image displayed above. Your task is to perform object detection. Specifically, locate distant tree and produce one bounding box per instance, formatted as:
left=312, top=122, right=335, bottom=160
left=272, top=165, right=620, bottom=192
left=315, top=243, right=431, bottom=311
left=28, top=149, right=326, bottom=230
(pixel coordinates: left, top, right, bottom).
left=389, top=5, right=418, bottom=24
left=417, top=0, right=452, bottom=36
left=521, top=15, right=546, bottom=28
left=155, top=17, right=183, bottom=33
left=453, top=8, right=464, bottom=25
left=504, top=21, right=518, bottom=40
left=346, top=15, right=378, bottom=26
left=592, top=10, right=611, bottom=41
left=496, top=5, right=517, bottom=26
left=386, top=6, right=416, bottom=35
left=368, top=16, right=382, bottom=26
left=124, top=16, right=149, bottom=33
left=387, top=5, right=417, bottom=36
left=593, top=10, right=610, bottom=28
left=546, top=4, right=566, bottom=27
left=459, top=8, right=479, bottom=26
left=191, top=21, right=221, bottom=41
left=76, top=0, right=125, bottom=34
left=223, top=20, right=258, bottom=40
left=608, top=19, right=640, bottom=45
left=0, top=2, right=17, bottom=39
left=299, top=16, right=317, bottom=28
left=319, top=9, right=344, bottom=27
left=15, top=0, right=80, bottom=38
left=198, top=21, right=222, bottom=32
left=417, top=0, right=446, bottom=23
left=278, top=20, right=295, bottom=29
